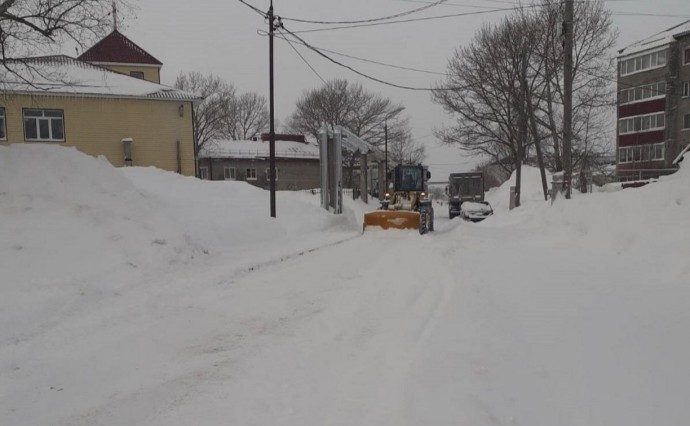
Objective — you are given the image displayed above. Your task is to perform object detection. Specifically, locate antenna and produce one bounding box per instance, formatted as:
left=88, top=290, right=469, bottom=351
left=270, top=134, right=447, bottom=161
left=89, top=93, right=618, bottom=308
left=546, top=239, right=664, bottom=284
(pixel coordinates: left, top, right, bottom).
left=112, top=2, right=118, bottom=31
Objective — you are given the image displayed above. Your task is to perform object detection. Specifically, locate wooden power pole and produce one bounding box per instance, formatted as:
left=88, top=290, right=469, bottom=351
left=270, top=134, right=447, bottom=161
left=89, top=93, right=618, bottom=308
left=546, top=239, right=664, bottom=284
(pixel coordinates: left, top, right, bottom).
left=562, top=0, right=574, bottom=199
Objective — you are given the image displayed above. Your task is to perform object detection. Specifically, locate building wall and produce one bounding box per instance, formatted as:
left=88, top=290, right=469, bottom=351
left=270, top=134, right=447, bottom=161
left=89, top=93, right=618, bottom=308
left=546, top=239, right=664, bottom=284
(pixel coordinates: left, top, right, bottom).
left=674, top=35, right=690, bottom=159
left=0, top=94, right=195, bottom=176
left=97, top=64, right=161, bottom=84
left=199, top=157, right=320, bottom=190
left=617, top=47, right=672, bottom=178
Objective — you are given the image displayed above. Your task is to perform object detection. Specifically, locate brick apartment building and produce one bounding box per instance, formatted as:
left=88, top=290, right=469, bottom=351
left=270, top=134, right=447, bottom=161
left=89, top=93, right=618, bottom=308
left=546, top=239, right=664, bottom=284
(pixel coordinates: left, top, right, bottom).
left=616, top=20, right=690, bottom=180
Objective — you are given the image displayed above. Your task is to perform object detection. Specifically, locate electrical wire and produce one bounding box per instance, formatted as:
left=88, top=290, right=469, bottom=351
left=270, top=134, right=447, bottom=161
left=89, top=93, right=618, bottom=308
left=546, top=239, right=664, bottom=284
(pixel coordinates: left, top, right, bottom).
left=287, top=6, right=538, bottom=34
left=237, top=0, right=267, bottom=17
left=261, top=30, right=447, bottom=76
left=277, top=29, right=327, bottom=84
left=280, top=0, right=448, bottom=24
left=281, top=26, right=461, bottom=91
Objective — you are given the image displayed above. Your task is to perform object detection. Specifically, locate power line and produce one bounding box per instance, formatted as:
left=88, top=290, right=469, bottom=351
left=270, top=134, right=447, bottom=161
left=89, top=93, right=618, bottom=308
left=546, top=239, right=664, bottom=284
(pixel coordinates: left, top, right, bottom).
left=281, top=26, right=461, bottom=91
left=262, top=30, right=447, bottom=76
left=288, top=6, right=539, bottom=34
left=280, top=0, right=448, bottom=24
left=237, top=0, right=266, bottom=17
left=277, top=29, right=327, bottom=84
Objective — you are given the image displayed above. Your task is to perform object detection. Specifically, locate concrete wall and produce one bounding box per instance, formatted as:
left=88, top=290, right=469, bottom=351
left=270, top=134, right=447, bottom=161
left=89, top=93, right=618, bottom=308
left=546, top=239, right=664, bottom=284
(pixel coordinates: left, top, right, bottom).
left=199, top=157, right=320, bottom=190
left=0, top=94, right=196, bottom=176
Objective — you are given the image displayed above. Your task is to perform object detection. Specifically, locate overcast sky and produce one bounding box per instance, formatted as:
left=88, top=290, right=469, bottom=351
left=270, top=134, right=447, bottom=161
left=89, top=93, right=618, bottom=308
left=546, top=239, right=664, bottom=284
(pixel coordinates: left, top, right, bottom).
left=80, top=0, right=690, bottom=179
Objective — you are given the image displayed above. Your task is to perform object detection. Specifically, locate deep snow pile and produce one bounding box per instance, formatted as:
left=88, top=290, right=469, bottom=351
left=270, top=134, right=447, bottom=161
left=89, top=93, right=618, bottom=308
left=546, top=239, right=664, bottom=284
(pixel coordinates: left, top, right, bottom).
left=2, top=145, right=689, bottom=426
left=0, top=144, right=363, bottom=352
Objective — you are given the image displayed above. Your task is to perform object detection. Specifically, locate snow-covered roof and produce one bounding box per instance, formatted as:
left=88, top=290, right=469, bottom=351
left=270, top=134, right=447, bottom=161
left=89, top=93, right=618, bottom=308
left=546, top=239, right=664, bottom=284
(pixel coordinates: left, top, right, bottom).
left=200, top=139, right=320, bottom=160
left=0, top=55, right=199, bottom=101
left=618, top=19, right=690, bottom=58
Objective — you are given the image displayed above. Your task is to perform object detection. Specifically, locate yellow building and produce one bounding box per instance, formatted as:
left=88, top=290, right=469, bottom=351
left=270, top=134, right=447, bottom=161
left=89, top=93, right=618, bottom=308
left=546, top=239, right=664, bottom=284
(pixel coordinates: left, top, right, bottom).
left=0, top=31, right=200, bottom=176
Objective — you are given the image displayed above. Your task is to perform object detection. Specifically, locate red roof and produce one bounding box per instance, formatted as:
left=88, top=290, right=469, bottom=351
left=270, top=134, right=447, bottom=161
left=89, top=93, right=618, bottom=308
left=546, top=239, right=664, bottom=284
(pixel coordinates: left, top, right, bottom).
left=78, top=30, right=162, bottom=66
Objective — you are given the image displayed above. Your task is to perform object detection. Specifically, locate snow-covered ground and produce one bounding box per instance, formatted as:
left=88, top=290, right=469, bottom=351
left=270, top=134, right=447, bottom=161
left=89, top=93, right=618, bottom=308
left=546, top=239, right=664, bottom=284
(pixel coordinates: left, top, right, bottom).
left=1, top=145, right=688, bottom=426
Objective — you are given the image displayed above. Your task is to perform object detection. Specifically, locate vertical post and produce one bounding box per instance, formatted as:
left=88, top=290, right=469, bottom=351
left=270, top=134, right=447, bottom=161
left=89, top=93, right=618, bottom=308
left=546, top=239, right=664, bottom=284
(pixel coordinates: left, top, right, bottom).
left=562, top=0, right=574, bottom=199
left=319, top=125, right=329, bottom=210
left=112, top=2, right=118, bottom=31
left=384, top=122, right=389, bottom=190
left=334, top=126, right=343, bottom=214
left=360, top=152, right=368, bottom=204
left=268, top=0, right=277, bottom=217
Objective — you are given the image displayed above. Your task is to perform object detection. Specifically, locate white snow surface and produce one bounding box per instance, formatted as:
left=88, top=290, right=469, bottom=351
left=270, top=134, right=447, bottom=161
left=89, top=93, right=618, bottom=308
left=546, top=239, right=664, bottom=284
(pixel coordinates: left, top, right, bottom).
left=1, top=56, right=198, bottom=100
left=617, top=19, right=690, bottom=57
left=1, top=145, right=689, bottom=426
left=200, top=138, right=320, bottom=159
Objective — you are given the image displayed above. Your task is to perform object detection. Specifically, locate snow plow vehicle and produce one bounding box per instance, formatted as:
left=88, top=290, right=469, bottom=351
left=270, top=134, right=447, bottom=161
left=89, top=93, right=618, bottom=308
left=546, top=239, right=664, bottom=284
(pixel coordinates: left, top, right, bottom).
left=363, top=164, right=434, bottom=234
left=446, top=172, right=493, bottom=222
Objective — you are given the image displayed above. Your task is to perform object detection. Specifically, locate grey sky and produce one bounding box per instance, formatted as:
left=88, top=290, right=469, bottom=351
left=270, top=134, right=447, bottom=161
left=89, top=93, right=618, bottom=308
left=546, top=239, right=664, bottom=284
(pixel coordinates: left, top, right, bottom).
left=81, top=0, right=690, bottom=179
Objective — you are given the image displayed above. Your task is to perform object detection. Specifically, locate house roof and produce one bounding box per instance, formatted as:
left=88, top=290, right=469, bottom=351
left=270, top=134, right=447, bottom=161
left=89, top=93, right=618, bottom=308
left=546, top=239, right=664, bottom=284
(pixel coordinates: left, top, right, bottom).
left=199, top=139, right=320, bottom=160
left=618, top=19, right=690, bottom=58
left=0, top=55, right=199, bottom=101
left=78, top=30, right=162, bottom=66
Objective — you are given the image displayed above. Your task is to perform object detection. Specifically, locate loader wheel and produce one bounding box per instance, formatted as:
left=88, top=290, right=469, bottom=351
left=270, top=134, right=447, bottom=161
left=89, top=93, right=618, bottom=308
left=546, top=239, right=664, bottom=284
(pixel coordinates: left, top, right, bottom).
left=429, top=210, right=434, bottom=232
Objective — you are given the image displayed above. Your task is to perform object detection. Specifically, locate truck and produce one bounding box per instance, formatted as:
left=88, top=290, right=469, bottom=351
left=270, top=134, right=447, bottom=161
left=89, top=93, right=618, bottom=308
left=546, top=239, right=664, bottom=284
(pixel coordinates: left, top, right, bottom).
left=446, top=172, right=493, bottom=222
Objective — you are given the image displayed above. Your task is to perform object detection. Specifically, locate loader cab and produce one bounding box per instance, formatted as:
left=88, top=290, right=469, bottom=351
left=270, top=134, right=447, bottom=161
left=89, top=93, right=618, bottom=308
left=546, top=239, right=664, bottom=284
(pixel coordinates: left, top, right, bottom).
left=391, top=164, right=429, bottom=192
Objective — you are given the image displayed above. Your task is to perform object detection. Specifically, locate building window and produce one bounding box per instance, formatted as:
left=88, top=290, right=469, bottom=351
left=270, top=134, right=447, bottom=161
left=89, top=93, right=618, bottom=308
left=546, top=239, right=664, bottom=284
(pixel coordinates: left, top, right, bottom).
left=23, top=109, right=64, bottom=141
left=683, top=81, right=690, bottom=98
left=618, top=112, right=665, bottom=135
left=199, top=167, right=209, bottom=180
left=224, top=167, right=236, bottom=180
left=619, top=81, right=666, bottom=105
left=685, top=48, right=690, bottom=65
left=130, top=71, right=145, bottom=79
left=246, top=168, right=257, bottom=180
left=619, top=50, right=667, bottom=76
left=265, top=168, right=279, bottom=181
left=618, top=143, right=665, bottom=164
left=684, top=114, right=690, bottom=130
left=0, top=108, right=6, bottom=140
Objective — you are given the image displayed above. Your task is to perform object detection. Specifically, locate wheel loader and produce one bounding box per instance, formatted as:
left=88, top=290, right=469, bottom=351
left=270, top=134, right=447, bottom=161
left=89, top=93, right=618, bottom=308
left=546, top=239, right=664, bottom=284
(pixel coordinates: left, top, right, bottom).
left=363, top=164, right=434, bottom=234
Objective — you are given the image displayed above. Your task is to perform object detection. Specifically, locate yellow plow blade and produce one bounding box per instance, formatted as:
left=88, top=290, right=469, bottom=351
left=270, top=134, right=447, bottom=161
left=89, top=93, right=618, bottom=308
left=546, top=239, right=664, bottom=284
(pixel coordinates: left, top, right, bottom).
left=363, top=210, right=420, bottom=231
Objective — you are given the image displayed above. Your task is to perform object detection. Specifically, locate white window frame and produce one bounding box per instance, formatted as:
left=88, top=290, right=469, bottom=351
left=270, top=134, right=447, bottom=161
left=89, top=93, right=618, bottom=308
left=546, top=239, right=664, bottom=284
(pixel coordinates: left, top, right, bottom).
left=619, top=81, right=666, bottom=105
left=129, top=71, right=145, bottom=79
left=682, top=81, right=690, bottom=98
left=264, top=168, right=279, bottom=181
left=618, top=112, right=665, bottom=135
left=23, top=109, right=65, bottom=142
left=618, top=143, right=665, bottom=164
left=245, top=168, right=257, bottom=180
left=223, top=167, right=236, bottom=180
left=0, top=107, right=6, bottom=140
left=199, top=167, right=209, bottom=180
left=619, top=48, right=667, bottom=77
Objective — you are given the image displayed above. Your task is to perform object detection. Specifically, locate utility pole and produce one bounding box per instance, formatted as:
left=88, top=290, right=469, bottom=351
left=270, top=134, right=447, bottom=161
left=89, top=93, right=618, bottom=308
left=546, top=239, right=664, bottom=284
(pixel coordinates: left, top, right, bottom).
left=384, top=122, right=389, bottom=190
left=562, top=0, right=574, bottom=199
left=268, top=0, right=277, bottom=217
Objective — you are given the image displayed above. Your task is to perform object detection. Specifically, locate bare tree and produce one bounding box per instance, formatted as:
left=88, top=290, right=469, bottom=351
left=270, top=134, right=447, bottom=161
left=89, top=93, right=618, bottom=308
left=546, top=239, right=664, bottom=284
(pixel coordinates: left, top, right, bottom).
left=537, top=0, right=617, bottom=174
left=434, top=0, right=617, bottom=203
left=388, top=128, right=426, bottom=165
left=227, top=92, right=269, bottom=140
left=433, top=14, right=543, bottom=206
left=287, top=79, right=421, bottom=186
left=0, top=0, right=130, bottom=83
left=174, top=71, right=235, bottom=159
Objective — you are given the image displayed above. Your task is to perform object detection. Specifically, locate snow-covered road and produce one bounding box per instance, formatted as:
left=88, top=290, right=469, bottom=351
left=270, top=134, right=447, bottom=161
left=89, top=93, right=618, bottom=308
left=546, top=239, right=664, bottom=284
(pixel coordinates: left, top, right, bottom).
left=2, top=146, right=689, bottom=426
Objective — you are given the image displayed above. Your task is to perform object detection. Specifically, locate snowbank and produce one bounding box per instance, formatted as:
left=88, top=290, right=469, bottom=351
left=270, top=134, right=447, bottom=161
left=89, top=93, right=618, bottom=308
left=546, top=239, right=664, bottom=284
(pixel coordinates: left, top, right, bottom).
left=485, top=165, right=551, bottom=214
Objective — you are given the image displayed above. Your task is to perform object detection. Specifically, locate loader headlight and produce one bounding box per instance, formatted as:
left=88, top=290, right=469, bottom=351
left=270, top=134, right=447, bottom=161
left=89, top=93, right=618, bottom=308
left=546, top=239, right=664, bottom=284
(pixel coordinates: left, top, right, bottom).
left=385, top=192, right=390, bottom=198
left=421, top=192, right=426, bottom=197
